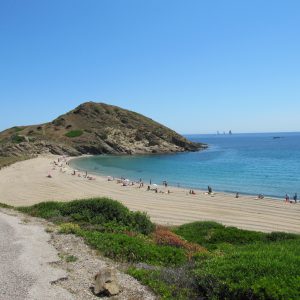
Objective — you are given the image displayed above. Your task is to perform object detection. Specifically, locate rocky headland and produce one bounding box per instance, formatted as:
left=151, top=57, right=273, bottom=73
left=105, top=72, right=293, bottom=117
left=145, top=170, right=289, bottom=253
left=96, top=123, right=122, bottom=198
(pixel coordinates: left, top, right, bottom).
left=0, top=102, right=206, bottom=157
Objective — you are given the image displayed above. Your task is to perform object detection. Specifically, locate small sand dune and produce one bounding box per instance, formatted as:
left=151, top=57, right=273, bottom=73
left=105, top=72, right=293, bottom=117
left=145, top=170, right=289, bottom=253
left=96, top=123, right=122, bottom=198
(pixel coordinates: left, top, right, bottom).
left=0, top=156, right=299, bottom=233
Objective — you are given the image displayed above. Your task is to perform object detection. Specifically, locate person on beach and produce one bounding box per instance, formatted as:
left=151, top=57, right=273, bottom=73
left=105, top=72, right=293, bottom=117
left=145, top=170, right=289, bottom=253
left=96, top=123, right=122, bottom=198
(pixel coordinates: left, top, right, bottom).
left=208, top=186, right=212, bottom=194
left=235, top=192, right=239, bottom=198
left=293, top=193, right=297, bottom=203
left=258, top=194, right=264, bottom=199
left=285, top=194, right=290, bottom=203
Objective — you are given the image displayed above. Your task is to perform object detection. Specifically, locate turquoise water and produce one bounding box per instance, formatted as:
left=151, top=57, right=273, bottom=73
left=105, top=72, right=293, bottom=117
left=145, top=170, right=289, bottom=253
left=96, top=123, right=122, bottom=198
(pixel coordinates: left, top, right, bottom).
left=70, top=132, right=300, bottom=198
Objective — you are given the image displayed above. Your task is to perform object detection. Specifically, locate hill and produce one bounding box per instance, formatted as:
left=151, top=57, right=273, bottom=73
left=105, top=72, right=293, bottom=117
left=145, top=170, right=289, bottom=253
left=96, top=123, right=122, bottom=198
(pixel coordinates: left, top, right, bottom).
left=0, top=102, right=206, bottom=157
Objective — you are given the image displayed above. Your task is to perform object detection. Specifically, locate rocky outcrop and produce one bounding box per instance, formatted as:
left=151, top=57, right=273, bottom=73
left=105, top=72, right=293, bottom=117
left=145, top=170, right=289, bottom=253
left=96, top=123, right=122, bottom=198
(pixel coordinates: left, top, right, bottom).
left=0, top=102, right=206, bottom=157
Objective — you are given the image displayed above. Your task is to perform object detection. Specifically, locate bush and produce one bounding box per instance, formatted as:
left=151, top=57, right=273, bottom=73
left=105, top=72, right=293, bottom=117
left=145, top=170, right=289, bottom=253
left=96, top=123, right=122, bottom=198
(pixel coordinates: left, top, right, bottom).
left=194, top=240, right=300, bottom=299
left=65, top=130, right=83, bottom=138
left=0, top=202, right=13, bottom=209
left=127, top=267, right=197, bottom=300
left=19, top=201, right=63, bottom=219
left=80, top=230, right=186, bottom=266
left=174, top=221, right=265, bottom=249
left=11, top=134, right=26, bottom=143
left=152, top=226, right=206, bottom=258
left=59, top=223, right=81, bottom=234
left=265, top=231, right=299, bottom=242
left=18, top=198, right=154, bottom=235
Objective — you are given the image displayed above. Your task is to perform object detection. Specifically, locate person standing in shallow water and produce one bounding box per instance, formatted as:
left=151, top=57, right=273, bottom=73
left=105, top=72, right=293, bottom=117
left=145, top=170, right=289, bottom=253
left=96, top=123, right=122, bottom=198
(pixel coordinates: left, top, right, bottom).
left=285, top=194, right=290, bottom=203
left=293, top=193, right=297, bottom=203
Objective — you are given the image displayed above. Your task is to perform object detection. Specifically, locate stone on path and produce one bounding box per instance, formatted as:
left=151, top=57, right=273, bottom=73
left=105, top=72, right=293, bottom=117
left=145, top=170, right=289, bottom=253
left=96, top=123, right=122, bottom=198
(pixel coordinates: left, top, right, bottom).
left=94, top=267, right=120, bottom=296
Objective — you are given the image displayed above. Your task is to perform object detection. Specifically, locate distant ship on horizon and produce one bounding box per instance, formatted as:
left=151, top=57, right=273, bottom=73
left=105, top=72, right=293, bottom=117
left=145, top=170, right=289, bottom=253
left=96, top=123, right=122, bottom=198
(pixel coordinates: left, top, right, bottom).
left=217, top=130, right=233, bottom=135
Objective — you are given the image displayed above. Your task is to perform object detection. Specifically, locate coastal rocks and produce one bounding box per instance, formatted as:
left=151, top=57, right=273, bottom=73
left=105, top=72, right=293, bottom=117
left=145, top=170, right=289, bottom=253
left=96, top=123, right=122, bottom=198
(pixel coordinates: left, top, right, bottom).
left=0, top=141, right=80, bottom=157
left=94, top=267, right=120, bottom=296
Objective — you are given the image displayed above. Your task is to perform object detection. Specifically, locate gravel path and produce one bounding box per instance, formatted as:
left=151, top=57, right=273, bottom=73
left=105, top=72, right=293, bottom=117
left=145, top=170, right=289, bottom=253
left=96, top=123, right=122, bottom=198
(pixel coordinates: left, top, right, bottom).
left=0, top=211, right=74, bottom=300
left=0, top=209, right=156, bottom=300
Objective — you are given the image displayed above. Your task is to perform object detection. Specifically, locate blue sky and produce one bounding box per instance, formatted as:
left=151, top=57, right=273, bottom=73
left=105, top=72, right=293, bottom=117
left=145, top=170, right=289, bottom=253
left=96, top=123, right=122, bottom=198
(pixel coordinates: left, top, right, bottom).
left=1, top=0, right=299, bottom=134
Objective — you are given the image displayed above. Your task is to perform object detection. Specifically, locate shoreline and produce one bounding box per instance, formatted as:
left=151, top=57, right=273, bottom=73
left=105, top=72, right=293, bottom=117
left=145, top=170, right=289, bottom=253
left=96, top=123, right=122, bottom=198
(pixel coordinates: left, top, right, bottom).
left=69, top=156, right=284, bottom=201
left=0, top=155, right=299, bottom=233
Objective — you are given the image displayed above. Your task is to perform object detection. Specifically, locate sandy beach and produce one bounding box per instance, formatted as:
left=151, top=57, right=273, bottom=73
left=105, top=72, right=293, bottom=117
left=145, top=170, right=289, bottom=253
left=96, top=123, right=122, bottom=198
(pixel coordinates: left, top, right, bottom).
left=0, top=155, right=299, bottom=233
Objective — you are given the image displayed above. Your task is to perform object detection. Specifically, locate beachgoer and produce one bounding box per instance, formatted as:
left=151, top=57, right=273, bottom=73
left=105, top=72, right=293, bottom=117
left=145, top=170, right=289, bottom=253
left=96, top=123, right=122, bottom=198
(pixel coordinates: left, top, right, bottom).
left=235, top=192, right=239, bottom=198
left=147, top=185, right=150, bottom=191
left=285, top=194, right=290, bottom=203
left=208, top=186, right=212, bottom=194
left=155, top=188, right=158, bottom=193
left=293, top=193, right=297, bottom=203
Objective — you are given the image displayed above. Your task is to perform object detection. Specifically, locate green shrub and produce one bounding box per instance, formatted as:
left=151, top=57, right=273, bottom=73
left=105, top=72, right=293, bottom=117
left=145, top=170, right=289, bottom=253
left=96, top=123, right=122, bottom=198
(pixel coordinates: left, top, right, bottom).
left=79, top=230, right=186, bottom=266
left=174, top=221, right=264, bottom=249
left=65, top=130, right=83, bottom=138
left=0, top=202, right=13, bottom=209
left=59, top=223, right=81, bottom=234
left=194, top=240, right=300, bottom=299
left=11, top=134, right=26, bottom=143
left=18, top=198, right=154, bottom=235
left=127, top=267, right=197, bottom=300
left=19, top=201, right=63, bottom=219
left=265, top=231, right=299, bottom=242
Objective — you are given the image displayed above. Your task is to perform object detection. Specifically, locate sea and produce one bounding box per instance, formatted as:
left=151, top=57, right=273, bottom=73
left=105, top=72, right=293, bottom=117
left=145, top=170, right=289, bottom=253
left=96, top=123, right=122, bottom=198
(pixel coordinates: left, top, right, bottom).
left=69, top=132, right=300, bottom=199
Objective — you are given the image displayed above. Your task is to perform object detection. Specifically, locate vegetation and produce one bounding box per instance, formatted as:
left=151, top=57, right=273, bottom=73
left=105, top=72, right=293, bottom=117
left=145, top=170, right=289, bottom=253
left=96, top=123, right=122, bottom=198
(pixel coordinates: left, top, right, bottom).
left=127, top=267, right=197, bottom=300
left=14, top=199, right=300, bottom=299
left=174, top=221, right=299, bottom=249
left=12, top=126, right=24, bottom=132
left=65, top=255, right=78, bottom=262
left=18, top=198, right=187, bottom=266
left=194, top=240, right=300, bottom=300
left=0, top=202, right=13, bottom=209
left=0, top=156, right=30, bottom=169
left=11, top=134, right=26, bottom=143
left=174, top=221, right=265, bottom=250
left=18, top=198, right=154, bottom=234
left=65, top=130, right=83, bottom=138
